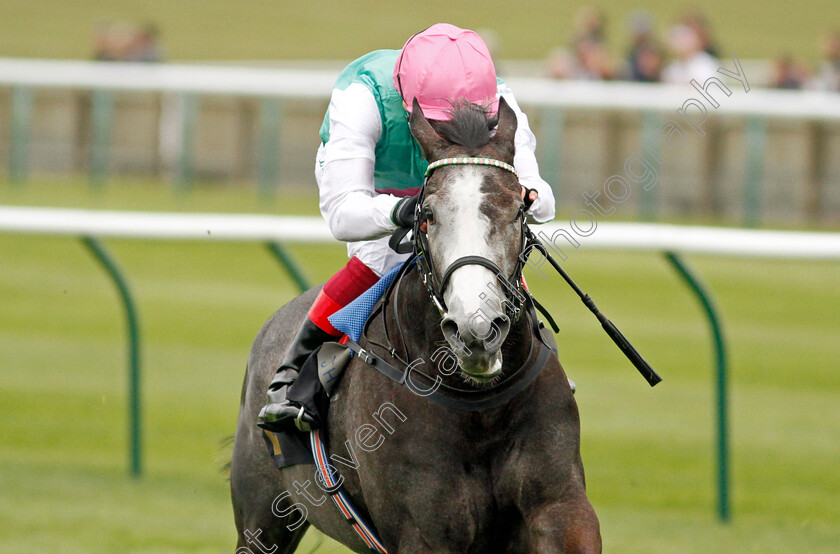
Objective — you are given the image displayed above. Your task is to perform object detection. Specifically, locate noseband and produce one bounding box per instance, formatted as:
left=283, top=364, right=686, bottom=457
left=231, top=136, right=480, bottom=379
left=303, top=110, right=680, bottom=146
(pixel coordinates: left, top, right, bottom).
left=411, top=157, right=528, bottom=320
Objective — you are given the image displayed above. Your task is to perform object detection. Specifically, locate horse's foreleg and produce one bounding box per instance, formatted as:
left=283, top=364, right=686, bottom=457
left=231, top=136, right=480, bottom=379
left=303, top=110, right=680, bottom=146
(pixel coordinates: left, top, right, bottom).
left=525, top=493, right=601, bottom=554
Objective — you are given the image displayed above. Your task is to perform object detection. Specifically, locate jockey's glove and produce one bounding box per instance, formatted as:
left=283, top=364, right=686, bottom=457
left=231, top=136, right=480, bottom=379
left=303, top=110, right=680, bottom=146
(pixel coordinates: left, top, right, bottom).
left=391, top=194, right=420, bottom=228
left=522, top=187, right=538, bottom=211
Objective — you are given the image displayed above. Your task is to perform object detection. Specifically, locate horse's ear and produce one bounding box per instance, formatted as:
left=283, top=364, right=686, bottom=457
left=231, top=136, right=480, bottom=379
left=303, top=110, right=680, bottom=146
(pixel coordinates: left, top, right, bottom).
left=409, top=98, right=447, bottom=161
left=492, top=96, right=517, bottom=163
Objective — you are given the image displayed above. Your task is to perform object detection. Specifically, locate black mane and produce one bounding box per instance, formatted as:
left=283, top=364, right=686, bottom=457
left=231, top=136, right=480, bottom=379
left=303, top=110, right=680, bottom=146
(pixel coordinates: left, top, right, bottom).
left=430, top=100, right=499, bottom=153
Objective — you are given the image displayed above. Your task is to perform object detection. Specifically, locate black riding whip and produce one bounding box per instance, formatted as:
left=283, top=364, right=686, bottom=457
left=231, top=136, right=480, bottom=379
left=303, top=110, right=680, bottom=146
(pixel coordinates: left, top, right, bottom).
left=527, top=238, right=662, bottom=387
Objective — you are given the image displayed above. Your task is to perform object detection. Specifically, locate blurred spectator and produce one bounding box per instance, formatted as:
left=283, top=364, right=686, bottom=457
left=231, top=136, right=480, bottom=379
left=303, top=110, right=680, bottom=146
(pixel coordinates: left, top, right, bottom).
left=575, top=39, right=615, bottom=79
left=625, top=11, right=663, bottom=82
left=546, top=47, right=573, bottom=79
left=573, top=5, right=607, bottom=45
left=547, top=5, right=614, bottom=79
left=770, top=55, right=808, bottom=89
left=93, top=20, right=116, bottom=61
left=92, top=21, right=164, bottom=62
left=811, top=30, right=840, bottom=91
left=125, top=23, right=164, bottom=62
left=547, top=40, right=614, bottom=80
left=683, top=11, right=720, bottom=58
left=629, top=42, right=664, bottom=82
left=662, top=23, right=718, bottom=83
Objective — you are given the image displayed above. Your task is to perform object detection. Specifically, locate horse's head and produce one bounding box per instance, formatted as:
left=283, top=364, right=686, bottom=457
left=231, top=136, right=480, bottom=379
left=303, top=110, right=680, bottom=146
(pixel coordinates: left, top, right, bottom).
left=409, top=97, right=526, bottom=384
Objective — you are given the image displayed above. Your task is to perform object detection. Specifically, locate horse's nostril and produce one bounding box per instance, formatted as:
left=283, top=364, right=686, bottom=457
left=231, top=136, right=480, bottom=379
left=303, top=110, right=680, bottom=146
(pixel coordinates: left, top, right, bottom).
left=441, top=317, right=474, bottom=354
left=486, top=315, right=510, bottom=349
left=441, top=317, right=460, bottom=342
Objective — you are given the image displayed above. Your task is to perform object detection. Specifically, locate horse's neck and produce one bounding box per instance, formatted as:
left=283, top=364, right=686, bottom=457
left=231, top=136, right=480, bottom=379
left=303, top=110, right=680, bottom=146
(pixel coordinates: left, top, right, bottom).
left=388, top=268, right=534, bottom=375
left=498, top=301, right=534, bottom=370
left=385, top=268, right=446, bottom=358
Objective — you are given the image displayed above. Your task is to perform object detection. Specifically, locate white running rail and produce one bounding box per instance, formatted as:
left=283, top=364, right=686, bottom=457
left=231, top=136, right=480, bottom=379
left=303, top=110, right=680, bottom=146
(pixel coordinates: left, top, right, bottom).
left=2, top=57, right=840, bottom=120
left=1, top=206, right=838, bottom=259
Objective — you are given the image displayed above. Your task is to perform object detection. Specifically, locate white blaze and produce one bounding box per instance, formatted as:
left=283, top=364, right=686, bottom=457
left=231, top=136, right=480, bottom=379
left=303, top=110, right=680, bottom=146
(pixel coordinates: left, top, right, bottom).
left=438, top=167, right=506, bottom=343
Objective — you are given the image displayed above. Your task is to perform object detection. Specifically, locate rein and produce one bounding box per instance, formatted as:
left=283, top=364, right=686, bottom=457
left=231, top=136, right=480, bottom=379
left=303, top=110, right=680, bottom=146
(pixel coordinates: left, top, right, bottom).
left=371, top=153, right=661, bottom=413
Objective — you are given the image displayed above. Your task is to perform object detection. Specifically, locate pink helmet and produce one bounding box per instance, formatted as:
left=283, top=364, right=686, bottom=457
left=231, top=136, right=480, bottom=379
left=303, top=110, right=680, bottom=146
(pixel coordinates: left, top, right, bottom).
left=393, top=23, right=499, bottom=121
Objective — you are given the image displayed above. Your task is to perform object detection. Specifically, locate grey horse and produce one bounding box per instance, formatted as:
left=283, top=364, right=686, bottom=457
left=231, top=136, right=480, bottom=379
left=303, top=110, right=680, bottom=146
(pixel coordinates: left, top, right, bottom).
left=230, top=99, right=601, bottom=553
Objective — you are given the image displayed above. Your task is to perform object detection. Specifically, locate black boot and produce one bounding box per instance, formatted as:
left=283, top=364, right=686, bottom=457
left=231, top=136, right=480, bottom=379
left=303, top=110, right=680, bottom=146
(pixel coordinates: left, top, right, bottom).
left=257, top=319, right=333, bottom=432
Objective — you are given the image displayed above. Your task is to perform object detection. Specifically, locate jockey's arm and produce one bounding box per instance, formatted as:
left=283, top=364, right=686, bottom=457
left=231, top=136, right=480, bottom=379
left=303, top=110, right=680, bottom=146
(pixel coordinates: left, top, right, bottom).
left=317, top=83, right=557, bottom=244
left=499, top=84, right=557, bottom=224
left=317, top=83, right=401, bottom=243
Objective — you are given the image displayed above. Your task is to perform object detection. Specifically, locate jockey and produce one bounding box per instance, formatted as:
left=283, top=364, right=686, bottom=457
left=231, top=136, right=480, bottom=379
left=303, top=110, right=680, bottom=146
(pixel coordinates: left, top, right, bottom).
left=258, top=23, right=556, bottom=432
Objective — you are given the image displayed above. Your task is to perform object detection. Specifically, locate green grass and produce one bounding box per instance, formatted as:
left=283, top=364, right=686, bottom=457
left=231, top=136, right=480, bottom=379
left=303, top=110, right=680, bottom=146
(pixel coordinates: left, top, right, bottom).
left=1, top=0, right=839, bottom=63
left=1, top=179, right=839, bottom=552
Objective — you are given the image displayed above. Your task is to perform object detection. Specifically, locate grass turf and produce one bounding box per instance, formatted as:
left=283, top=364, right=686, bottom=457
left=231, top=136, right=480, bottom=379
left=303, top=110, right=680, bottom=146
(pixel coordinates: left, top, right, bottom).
left=0, top=1, right=839, bottom=63
left=1, top=178, right=838, bottom=552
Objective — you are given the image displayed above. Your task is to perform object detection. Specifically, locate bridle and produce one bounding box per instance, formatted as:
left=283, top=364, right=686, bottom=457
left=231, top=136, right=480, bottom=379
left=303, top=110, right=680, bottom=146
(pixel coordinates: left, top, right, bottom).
left=352, top=155, right=584, bottom=409
left=400, top=156, right=530, bottom=322
left=366, top=158, right=661, bottom=405
left=358, top=154, right=556, bottom=407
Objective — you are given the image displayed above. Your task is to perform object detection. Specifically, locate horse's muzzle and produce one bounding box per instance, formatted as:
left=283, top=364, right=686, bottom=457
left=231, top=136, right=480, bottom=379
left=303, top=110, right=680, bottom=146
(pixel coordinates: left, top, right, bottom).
left=441, top=312, right=510, bottom=381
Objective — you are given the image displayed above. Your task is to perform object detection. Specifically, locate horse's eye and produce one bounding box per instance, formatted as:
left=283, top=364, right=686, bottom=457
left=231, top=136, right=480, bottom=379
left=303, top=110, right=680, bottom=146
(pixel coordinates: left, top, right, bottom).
left=424, top=208, right=436, bottom=224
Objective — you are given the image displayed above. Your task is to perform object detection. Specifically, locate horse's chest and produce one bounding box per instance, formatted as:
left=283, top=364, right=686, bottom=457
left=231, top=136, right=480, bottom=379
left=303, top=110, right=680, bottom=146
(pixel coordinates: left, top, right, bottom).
left=377, top=449, right=521, bottom=543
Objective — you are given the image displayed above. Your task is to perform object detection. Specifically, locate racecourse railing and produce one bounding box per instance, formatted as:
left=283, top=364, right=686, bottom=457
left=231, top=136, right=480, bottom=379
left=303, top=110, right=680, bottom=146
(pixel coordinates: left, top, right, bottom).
left=4, top=57, right=840, bottom=117
left=2, top=205, right=839, bottom=522
left=3, top=58, right=840, bottom=222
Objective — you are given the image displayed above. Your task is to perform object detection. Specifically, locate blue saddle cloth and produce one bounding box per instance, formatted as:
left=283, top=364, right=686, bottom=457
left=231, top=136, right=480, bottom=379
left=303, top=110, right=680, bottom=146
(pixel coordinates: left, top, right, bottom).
left=328, top=264, right=403, bottom=342
left=262, top=262, right=407, bottom=471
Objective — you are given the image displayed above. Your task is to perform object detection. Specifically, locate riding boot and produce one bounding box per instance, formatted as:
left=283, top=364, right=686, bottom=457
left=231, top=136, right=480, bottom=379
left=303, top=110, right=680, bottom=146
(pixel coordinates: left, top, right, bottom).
left=257, top=318, right=334, bottom=432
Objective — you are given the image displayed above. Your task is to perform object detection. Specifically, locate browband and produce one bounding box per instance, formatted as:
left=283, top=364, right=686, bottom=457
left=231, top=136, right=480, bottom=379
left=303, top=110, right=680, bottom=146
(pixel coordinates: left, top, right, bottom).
left=425, top=157, right=517, bottom=177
